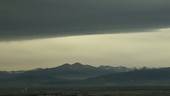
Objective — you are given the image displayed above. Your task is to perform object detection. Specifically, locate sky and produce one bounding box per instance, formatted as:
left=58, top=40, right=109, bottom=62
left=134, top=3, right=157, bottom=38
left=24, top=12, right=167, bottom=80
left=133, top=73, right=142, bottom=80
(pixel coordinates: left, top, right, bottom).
left=0, top=0, right=170, bottom=70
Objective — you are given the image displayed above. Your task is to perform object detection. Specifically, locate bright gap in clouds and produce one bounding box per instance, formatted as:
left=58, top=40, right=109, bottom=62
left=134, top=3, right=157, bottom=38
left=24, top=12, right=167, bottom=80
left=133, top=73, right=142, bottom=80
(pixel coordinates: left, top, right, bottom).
left=0, top=29, right=170, bottom=71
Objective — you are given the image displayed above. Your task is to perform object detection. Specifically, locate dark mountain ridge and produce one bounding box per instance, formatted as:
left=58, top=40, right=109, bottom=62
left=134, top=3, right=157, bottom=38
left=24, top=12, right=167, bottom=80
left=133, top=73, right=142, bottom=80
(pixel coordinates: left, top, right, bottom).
left=14, top=62, right=132, bottom=80
left=1, top=63, right=169, bottom=87
left=0, top=62, right=132, bottom=87
left=82, top=67, right=170, bottom=86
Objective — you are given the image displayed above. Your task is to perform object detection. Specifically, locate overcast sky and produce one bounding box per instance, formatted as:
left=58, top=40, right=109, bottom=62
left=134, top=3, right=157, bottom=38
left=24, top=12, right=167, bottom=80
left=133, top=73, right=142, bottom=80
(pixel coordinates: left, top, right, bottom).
left=0, top=0, right=170, bottom=70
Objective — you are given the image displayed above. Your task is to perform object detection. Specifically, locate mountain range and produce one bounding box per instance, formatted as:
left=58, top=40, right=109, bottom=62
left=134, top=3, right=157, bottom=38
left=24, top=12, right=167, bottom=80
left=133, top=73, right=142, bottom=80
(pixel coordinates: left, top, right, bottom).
left=0, top=62, right=169, bottom=87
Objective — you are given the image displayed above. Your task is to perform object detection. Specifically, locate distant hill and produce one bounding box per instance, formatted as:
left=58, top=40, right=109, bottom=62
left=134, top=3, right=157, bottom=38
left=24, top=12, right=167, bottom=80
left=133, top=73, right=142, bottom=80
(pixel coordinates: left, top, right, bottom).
left=0, top=62, right=132, bottom=87
left=2, top=63, right=170, bottom=87
left=15, top=62, right=131, bottom=80
left=82, top=68, right=170, bottom=86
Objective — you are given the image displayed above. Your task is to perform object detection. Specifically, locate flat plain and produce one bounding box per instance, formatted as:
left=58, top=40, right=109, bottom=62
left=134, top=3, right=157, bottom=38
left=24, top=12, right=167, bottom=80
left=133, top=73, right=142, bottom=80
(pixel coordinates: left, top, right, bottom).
left=1, top=87, right=170, bottom=96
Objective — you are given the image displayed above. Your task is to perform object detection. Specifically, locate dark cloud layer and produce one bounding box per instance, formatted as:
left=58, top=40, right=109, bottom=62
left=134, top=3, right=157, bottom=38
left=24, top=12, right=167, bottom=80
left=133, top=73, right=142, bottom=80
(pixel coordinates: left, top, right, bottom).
left=1, top=0, right=170, bottom=40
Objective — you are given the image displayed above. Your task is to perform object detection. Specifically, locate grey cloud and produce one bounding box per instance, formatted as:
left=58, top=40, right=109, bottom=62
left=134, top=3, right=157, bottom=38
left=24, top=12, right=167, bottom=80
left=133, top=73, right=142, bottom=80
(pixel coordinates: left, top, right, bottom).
left=1, top=0, right=170, bottom=40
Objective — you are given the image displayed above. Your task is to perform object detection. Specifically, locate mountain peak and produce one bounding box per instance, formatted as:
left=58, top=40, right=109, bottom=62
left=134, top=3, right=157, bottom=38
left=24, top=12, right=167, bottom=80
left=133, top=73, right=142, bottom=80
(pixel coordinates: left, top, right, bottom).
left=57, top=63, right=71, bottom=69
left=72, top=62, right=83, bottom=66
left=63, top=63, right=70, bottom=66
left=56, top=62, right=88, bottom=70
